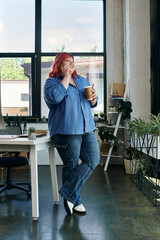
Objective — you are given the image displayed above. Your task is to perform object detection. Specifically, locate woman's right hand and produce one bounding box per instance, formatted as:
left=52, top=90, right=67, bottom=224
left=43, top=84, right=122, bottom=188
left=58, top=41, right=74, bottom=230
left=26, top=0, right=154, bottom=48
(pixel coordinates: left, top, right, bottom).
left=61, top=65, right=74, bottom=89
left=60, top=57, right=75, bottom=89
left=63, top=64, right=73, bottom=78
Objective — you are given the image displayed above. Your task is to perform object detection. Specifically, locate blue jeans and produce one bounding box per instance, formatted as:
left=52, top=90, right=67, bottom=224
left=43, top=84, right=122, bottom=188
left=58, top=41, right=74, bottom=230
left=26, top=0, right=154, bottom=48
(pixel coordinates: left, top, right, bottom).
left=51, top=131, right=100, bottom=206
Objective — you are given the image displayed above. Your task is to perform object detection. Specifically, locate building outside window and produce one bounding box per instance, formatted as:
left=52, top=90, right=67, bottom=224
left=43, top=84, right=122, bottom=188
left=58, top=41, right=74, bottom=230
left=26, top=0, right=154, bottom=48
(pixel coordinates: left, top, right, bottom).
left=0, top=57, right=31, bottom=116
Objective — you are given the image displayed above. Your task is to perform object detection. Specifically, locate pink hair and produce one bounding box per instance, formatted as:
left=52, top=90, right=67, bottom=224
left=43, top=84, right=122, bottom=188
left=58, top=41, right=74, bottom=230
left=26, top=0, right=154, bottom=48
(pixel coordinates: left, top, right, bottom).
left=48, top=52, right=77, bottom=78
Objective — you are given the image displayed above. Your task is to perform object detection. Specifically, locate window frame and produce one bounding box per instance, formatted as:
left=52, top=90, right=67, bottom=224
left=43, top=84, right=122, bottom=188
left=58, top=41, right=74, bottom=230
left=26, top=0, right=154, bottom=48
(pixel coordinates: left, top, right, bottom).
left=0, top=0, right=106, bottom=121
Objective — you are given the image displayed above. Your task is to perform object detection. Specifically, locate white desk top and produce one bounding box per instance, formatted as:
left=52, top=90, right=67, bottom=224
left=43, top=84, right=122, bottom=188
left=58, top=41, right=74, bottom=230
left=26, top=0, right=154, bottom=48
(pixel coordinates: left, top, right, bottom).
left=0, top=135, right=51, bottom=145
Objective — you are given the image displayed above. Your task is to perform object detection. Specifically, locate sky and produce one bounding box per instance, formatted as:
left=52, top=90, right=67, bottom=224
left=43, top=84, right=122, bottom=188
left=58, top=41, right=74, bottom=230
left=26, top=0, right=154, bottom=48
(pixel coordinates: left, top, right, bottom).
left=0, top=0, right=103, bottom=53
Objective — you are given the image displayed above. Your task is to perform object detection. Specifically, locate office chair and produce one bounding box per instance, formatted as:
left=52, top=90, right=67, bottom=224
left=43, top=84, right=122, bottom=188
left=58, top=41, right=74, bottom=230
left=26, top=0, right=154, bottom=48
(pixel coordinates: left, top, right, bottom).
left=0, top=126, right=31, bottom=197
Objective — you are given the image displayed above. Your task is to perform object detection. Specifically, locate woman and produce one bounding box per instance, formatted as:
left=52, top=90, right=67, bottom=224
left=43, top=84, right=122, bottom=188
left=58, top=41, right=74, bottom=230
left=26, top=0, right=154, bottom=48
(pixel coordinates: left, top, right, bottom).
left=44, top=52, right=100, bottom=215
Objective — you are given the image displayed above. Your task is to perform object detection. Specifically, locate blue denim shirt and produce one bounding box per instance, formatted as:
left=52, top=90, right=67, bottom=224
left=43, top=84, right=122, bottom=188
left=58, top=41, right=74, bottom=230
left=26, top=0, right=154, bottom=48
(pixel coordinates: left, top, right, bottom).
left=44, top=74, right=98, bottom=137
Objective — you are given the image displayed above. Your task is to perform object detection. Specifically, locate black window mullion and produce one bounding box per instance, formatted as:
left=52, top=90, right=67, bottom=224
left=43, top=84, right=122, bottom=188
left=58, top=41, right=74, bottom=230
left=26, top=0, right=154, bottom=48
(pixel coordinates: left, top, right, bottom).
left=33, top=0, right=41, bottom=119
left=31, top=56, right=36, bottom=117
left=41, top=52, right=104, bottom=57
left=0, top=53, right=35, bottom=58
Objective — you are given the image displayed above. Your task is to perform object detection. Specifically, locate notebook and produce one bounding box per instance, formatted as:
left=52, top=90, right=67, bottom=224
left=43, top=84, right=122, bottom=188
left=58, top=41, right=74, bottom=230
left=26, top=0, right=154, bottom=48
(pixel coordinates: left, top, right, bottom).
left=0, top=135, right=19, bottom=139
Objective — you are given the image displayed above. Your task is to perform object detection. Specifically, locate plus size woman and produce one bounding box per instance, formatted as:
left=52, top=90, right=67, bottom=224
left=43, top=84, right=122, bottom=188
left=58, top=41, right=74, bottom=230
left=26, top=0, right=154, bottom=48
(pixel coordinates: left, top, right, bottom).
left=44, top=52, right=100, bottom=215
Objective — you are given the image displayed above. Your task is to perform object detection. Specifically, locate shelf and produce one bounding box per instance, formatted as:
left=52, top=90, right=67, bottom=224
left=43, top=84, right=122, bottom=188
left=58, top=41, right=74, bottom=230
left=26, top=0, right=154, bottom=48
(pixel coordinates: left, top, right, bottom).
left=107, top=125, right=125, bottom=129
left=108, top=112, right=119, bottom=114
left=101, top=153, right=123, bottom=157
left=104, top=86, right=128, bottom=171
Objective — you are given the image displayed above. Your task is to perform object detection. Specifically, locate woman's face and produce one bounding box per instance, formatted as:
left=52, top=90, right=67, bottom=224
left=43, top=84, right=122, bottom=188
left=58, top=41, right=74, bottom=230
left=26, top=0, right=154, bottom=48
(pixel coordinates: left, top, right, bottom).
left=60, top=57, right=75, bottom=76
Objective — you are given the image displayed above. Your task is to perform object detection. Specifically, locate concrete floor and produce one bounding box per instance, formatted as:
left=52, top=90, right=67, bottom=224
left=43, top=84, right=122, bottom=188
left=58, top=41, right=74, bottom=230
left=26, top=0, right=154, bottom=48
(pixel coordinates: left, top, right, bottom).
left=0, top=165, right=160, bottom=240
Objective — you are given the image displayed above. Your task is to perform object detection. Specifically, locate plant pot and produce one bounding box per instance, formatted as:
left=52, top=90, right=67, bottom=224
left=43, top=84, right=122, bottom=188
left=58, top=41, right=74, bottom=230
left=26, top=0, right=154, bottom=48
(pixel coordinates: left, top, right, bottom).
left=94, top=116, right=99, bottom=122
left=100, top=142, right=117, bottom=155
left=28, top=132, right=36, bottom=140
left=124, top=158, right=139, bottom=174
left=100, top=142, right=110, bottom=155
left=100, top=117, right=105, bottom=121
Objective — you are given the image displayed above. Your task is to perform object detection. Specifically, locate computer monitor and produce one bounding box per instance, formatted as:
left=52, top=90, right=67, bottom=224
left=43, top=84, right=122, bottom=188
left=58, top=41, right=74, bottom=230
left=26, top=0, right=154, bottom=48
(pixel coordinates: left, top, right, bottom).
left=0, top=110, right=6, bottom=129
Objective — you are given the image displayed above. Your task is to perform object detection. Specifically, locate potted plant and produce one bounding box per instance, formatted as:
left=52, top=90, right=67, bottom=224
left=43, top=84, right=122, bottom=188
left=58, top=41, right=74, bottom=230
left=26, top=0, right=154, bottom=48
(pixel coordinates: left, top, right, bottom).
left=128, top=114, right=160, bottom=159
left=124, top=113, right=160, bottom=173
left=123, top=146, right=140, bottom=174
left=123, top=115, right=151, bottom=174
left=98, top=124, right=140, bottom=174
left=117, top=100, right=132, bottom=120
left=94, top=113, right=99, bottom=122
left=98, top=125, right=119, bottom=155
left=28, top=126, right=36, bottom=140
left=99, top=112, right=106, bottom=121
left=42, top=115, right=46, bottom=122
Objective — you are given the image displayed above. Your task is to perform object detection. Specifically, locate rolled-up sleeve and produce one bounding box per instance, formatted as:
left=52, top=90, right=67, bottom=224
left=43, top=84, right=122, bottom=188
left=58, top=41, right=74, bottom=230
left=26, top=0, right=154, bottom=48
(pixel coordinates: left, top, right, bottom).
left=44, top=78, right=68, bottom=105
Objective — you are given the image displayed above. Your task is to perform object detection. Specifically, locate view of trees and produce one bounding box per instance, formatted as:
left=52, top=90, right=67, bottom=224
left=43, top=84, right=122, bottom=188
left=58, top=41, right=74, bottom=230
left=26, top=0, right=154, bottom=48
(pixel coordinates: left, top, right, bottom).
left=0, top=58, right=29, bottom=80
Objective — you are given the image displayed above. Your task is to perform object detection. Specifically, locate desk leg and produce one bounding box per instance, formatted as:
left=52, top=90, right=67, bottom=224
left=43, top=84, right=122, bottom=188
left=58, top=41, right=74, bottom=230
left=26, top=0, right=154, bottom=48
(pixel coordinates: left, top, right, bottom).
left=49, top=147, right=59, bottom=202
left=30, top=145, right=39, bottom=220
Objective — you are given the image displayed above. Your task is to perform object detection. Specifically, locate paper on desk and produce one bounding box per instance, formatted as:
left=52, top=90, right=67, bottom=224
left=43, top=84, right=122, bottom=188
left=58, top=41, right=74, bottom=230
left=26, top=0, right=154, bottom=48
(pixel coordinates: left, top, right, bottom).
left=0, top=135, right=19, bottom=139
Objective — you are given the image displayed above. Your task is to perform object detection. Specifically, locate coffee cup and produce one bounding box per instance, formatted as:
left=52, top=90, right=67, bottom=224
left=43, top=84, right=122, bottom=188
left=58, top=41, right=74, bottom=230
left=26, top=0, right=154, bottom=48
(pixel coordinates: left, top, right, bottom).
left=84, top=86, right=93, bottom=101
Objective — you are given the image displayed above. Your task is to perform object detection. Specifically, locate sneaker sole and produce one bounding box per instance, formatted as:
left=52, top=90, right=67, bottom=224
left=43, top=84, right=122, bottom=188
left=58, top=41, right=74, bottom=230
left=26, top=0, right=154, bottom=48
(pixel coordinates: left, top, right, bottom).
left=73, top=209, right=86, bottom=214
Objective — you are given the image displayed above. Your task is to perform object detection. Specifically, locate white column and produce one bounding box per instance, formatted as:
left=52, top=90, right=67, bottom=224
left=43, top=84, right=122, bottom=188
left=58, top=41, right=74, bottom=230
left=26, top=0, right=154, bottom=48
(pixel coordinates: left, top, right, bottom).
left=129, top=0, right=151, bottom=118
left=123, top=0, right=130, bottom=98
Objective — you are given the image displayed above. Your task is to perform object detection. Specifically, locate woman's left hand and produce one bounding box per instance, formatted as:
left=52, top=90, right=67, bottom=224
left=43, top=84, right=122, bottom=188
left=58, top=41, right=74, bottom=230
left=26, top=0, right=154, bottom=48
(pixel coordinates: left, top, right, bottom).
left=91, top=83, right=97, bottom=106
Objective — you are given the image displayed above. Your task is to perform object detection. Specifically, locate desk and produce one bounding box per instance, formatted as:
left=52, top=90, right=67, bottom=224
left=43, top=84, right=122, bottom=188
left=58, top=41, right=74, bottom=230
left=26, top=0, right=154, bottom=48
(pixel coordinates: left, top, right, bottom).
left=0, top=136, right=59, bottom=220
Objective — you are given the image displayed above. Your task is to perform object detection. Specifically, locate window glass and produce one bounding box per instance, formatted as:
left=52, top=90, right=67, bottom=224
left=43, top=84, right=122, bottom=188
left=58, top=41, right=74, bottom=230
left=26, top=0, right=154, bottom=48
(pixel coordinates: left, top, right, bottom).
left=0, top=0, right=35, bottom=52
left=0, top=58, right=32, bottom=116
left=42, top=0, right=103, bottom=52
left=41, top=56, right=104, bottom=118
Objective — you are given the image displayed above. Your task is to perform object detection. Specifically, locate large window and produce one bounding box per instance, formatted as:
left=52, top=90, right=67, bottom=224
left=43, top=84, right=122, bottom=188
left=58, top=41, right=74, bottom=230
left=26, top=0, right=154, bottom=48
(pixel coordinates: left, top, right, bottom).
left=0, top=0, right=35, bottom=52
left=42, top=0, right=103, bottom=52
left=0, top=0, right=105, bottom=119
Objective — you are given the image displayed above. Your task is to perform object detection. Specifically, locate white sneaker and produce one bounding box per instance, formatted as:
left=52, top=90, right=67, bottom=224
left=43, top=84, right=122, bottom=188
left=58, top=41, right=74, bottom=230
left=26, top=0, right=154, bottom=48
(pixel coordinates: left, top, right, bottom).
left=64, top=199, right=74, bottom=215
left=74, top=204, right=86, bottom=213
